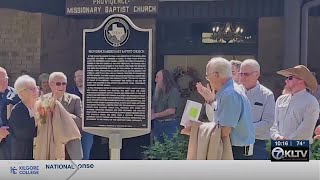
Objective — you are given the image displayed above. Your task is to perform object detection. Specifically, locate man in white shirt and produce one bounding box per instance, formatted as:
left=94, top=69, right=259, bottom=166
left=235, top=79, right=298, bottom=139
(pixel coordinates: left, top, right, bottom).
left=239, top=59, right=275, bottom=160
left=271, top=65, right=319, bottom=145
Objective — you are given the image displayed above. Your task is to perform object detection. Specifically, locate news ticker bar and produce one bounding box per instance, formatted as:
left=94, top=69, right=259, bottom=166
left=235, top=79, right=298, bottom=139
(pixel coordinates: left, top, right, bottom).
left=0, top=160, right=319, bottom=180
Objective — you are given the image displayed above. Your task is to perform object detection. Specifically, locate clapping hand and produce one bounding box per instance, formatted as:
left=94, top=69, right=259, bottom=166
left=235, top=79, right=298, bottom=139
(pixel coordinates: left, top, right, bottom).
left=196, top=82, right=215, bottom=103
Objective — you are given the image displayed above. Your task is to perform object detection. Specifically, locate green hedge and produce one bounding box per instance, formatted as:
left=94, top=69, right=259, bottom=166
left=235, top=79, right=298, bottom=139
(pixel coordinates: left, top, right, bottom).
left=143, top=131, right=189, bottom=160
left=143, top=133, right=320, bottom=160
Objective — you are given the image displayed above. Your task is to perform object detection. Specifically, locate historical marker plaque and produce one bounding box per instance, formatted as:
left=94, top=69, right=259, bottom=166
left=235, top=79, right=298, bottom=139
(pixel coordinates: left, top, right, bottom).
left=83, top=14, right=152, bottom=130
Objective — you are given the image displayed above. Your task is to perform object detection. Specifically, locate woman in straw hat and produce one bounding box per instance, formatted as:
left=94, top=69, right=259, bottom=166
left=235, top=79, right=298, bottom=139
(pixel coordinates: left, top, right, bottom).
left=270, top=65, right=319, bottom=146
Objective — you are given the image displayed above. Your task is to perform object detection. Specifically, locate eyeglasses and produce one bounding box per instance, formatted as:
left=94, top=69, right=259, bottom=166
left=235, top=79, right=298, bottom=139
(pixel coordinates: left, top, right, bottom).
left=54, top=82, right=67, bottom=86
left=205, top=72, right=218, bottom=80
left=239, top=71, right=257, bottom=77
left=20, top=87, right=39, bottom=93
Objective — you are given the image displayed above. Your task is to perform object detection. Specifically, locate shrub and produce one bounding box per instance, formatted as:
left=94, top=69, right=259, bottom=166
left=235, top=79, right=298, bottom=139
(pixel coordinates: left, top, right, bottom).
left=143, top=131, right=189, bottom=160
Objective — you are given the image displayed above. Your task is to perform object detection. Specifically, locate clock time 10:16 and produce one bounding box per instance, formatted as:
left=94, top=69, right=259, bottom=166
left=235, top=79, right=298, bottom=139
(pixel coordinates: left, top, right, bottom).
left=274, top=140, right=289, bottom=146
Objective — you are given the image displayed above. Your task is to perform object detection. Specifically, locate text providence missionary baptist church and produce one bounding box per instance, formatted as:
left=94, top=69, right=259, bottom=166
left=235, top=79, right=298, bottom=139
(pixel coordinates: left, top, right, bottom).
left=66, top=0, right=157, bottom=14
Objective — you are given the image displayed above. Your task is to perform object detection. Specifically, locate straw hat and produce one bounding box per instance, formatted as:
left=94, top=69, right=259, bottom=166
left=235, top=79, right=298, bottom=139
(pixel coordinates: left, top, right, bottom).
left=277, top=65, right=318, bottom=92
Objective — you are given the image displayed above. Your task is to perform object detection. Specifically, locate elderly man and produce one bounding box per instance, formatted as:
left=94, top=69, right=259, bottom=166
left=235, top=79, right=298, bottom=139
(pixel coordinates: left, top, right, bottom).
left=230, top=60, right=242, bottom=84
left=67, top=69, right=93, bottom=160
left=47, top=72, right=83, bottom=160
left=0, top=67, right=20, bottom=159
left=239, top=59, right=275, bottom=160
left=196, top=57, right=255, bottom=160
left=271, top=65, right=319, bottom=146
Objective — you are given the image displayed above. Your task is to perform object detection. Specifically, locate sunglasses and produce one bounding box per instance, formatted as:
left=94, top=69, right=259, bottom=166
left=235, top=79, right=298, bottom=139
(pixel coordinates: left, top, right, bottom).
left=287, top=76, right=300, bottom=81
left=54, top=82, right=67, bottom=86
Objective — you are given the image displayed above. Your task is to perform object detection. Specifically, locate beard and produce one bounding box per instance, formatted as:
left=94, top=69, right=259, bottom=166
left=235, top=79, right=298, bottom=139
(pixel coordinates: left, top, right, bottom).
left=282, top=85, right=292, bottom=95
left=153, top=83, right=163, bottom=102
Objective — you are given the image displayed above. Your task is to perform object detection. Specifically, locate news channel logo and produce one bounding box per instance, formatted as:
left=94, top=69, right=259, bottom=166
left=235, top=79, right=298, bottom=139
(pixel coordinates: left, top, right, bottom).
left=271, top=140, right=309, bottom=161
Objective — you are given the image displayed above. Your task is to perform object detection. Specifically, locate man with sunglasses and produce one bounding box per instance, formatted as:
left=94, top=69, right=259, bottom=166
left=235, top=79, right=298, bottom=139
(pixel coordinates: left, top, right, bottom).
left=271, top=65, right=319, bottom=147
left=196, top=57, right=255, bottom=160
left=47, top=72, right=83, bottom=160
left=239, top=59, right=275, bottom=160
left=0, top=67, right=20, bottom=159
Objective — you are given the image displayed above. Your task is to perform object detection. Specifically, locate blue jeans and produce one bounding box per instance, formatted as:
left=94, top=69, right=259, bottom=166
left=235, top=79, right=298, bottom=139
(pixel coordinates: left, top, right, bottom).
left=151, top=119, right=179, bottom=143
left=81, top=131, right=94, bottom=160
left=253, top=139, right=268, bottom=160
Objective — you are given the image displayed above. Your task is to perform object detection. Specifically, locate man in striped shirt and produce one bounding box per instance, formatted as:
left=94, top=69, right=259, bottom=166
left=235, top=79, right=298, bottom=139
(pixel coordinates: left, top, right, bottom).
left=239, top=59, right=275, bottom=160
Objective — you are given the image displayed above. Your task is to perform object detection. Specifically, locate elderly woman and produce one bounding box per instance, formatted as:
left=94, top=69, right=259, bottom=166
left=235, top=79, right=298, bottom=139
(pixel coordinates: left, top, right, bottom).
left=8, top=75, right=38, bottom=160
left=38, top=73, right=51, bottom=95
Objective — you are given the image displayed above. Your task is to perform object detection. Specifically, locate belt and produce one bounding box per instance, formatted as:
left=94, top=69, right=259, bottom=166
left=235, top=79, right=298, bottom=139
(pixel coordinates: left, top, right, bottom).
left=157, top=118, right=175, bottom=122
left=232, top=144, right=254, bottom=156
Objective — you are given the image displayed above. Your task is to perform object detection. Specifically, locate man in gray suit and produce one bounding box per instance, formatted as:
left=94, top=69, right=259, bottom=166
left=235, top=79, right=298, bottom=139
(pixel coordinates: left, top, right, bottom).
left=48, top=72, right=83, bottom=160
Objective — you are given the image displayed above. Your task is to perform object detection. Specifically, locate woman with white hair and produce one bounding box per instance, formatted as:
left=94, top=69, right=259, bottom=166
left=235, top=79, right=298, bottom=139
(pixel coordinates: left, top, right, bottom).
left=8, top=75, right=39, bottom=159
left=38, top=73, right=51, bottom=95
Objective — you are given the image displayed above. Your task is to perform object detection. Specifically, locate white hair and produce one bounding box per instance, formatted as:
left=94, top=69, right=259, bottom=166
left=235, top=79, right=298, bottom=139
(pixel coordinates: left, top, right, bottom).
left=14, top=75, right=36, bottom=94
left=49, top=72, right=67, bottom=82
left=241, top=59, right=260, bottom=73
left=206, top=57, right=232, bottom=79
left=230, top=60, right=242, bottom=69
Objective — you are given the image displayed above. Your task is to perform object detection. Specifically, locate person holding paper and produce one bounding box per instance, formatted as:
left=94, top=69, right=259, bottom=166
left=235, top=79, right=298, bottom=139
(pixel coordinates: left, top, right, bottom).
left=151, top=69, right=180, bottom=142
left=239, top=59, right=275, bottom=160
left=0, top=67, right=20, bottom=160
left=192, top=57, right=255, bottom=160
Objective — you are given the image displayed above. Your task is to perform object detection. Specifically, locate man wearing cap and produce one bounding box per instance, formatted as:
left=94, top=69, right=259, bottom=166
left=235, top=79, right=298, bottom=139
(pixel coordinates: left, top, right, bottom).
left=271, top=65, right=319, bottom=145
left=0, top=67, right=20, bottom=159
left=239, top=59, right=275, bottom=160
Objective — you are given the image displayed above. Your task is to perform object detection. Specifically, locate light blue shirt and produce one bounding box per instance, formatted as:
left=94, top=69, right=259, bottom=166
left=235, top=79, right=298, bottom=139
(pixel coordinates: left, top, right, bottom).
left=214, top=79, right=255, bottom=146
